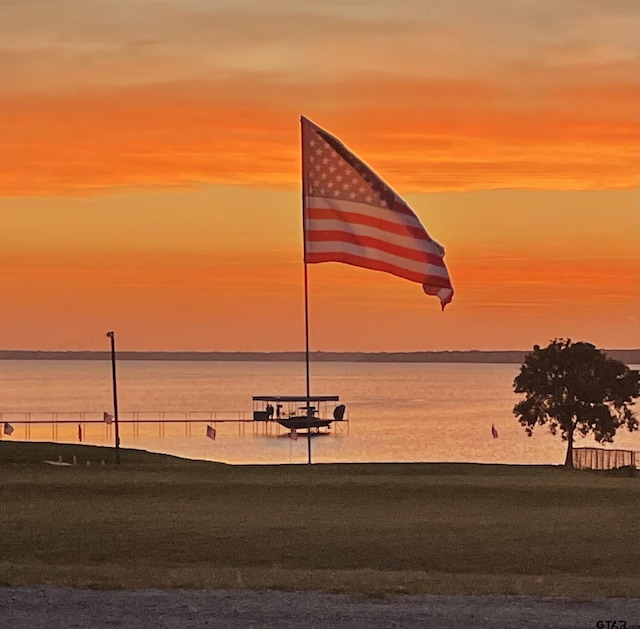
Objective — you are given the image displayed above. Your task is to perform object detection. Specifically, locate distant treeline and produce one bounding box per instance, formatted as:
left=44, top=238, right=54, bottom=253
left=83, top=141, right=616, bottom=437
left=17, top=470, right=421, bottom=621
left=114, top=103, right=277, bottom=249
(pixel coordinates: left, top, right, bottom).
left=1, top=349, right=639, bottom=364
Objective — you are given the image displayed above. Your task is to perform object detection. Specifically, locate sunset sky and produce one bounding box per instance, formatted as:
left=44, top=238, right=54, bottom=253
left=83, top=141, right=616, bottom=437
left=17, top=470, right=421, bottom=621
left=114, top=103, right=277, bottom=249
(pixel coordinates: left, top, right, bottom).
left=0, top=0, right=638, bottom=351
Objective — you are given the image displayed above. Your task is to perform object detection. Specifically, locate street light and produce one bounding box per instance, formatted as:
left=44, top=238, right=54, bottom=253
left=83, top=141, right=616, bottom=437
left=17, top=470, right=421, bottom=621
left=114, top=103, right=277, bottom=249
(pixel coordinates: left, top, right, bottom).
left=106, top=331, right=121, bottom=465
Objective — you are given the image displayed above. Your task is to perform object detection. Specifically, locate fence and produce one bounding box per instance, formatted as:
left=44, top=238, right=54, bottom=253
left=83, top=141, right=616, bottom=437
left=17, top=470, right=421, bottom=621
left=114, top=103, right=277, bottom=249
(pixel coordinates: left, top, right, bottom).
left=572, top=447, right=638, bottom=470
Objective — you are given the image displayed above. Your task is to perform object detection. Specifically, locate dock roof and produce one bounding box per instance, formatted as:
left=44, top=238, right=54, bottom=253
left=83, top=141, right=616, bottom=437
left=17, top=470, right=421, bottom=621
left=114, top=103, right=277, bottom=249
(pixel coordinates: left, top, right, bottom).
left=252, top=395, right=340, bottom=403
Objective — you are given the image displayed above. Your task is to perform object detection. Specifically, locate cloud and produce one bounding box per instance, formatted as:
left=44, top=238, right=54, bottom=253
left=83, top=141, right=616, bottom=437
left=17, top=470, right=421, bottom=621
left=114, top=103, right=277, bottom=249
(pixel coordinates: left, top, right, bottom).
left=1, top=68, right=637, bottom=197
left=1, top=0, right=638, bottom=196
left=2, top=0, right=637, bottom=91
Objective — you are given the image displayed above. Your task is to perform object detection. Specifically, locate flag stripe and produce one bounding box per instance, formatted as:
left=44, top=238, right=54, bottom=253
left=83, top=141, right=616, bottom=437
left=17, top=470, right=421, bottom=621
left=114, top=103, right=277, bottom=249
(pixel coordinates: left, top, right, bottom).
left=305, top=204, right=444, bottom=251
left=307, top=240, right=451, bottom=280
left=306, top=250, right=453, bottom=287
left=433, top=287, right=453, bottom=308
left=305, top=197, right=429, bottom=235
left=306, top=229, right=447, bottom=267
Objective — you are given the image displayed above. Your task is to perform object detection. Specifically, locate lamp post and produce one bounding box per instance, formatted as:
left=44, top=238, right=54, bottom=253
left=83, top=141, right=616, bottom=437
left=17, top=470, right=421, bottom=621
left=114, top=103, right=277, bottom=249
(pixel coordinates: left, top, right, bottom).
left=106, top=331, right=120, bottom=465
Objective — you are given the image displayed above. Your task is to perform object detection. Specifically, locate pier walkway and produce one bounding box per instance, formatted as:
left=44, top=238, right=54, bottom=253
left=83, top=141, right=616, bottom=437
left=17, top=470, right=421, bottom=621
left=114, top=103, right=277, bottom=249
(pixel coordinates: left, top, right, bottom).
left=0, top=411, right=349, bottom=440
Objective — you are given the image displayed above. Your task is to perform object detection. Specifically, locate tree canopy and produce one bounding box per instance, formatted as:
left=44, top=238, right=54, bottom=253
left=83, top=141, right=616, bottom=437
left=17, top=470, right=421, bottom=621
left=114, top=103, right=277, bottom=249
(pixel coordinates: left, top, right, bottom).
left=513, top=339, right=640, bottom=468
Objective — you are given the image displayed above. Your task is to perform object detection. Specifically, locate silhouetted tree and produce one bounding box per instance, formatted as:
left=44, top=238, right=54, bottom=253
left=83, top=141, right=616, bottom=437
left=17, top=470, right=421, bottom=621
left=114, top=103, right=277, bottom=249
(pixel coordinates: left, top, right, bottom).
left=513, top=339, right=640, bottom=468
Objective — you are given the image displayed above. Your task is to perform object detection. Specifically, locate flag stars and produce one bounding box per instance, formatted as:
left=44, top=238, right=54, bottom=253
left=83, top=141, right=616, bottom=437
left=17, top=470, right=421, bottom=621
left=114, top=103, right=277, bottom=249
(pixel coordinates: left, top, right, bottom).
left=304, top=129, right=399, bottom=210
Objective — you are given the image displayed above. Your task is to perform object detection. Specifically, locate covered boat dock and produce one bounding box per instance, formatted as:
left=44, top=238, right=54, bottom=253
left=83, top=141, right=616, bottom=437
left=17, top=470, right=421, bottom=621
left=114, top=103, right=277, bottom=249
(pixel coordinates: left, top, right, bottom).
left=252, top=395, right=346, bottom=433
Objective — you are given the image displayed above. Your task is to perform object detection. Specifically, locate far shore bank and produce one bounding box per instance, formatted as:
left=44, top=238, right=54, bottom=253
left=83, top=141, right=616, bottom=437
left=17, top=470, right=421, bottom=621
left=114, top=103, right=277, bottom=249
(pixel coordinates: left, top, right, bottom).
left=2, top=349, right=639, bottom=364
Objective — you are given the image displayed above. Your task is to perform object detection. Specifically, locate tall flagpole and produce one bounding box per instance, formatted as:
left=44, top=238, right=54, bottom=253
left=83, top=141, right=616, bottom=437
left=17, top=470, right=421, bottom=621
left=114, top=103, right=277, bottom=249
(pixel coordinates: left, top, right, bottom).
left=303, top=261, right=312, bottom=465
left=301, top=116, right=312, bottom=465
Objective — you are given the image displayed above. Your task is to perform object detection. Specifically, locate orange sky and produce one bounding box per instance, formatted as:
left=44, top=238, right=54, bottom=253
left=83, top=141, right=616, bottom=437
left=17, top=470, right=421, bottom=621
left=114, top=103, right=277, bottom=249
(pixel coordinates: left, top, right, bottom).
left=0, top=0, right=638, bottom=351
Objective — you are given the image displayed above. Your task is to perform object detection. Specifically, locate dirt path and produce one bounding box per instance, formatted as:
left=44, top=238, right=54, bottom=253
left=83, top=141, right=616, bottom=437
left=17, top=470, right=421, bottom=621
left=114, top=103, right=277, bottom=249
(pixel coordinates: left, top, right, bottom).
left=1, top=587, right=638, bottom=629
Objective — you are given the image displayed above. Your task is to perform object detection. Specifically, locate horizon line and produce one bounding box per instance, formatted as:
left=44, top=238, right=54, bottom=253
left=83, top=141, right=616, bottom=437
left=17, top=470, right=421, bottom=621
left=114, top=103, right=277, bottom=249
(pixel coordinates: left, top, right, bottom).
left=2, top=348, right=639, bottom=353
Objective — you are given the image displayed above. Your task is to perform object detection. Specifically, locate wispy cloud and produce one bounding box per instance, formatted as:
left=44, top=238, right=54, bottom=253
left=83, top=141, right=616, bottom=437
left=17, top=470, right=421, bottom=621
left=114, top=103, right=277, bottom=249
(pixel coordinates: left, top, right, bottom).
left=1, top=71, right=637, bottom=197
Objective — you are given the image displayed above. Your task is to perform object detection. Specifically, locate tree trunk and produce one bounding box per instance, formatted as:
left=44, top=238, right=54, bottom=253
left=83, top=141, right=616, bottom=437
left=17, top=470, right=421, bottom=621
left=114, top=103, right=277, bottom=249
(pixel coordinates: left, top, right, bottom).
left=564, top=422, right=575, bottom=469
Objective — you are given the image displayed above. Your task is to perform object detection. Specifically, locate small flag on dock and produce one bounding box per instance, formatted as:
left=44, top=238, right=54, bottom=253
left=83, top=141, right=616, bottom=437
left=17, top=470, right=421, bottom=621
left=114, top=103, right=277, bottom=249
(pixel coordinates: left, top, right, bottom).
left=103, top=412, right=113, bottom=424
left=206, top=425, right=216, bottom=440
left=3, top=422, right=14, bottom=436
left=491, top=424, right=499, bottom=439
left=289, top=429, right=298, bottom=441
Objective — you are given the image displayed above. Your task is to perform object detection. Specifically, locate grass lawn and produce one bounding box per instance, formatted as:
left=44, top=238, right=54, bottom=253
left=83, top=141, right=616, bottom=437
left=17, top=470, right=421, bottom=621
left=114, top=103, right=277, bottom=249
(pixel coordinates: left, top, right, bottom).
left=0, top=441, right=638, bottom=598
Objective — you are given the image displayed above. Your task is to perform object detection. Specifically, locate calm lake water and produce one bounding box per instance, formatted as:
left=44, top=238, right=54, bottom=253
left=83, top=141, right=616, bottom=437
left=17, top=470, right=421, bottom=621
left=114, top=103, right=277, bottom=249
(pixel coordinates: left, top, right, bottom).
left=1, top=360, right=638, bottom=465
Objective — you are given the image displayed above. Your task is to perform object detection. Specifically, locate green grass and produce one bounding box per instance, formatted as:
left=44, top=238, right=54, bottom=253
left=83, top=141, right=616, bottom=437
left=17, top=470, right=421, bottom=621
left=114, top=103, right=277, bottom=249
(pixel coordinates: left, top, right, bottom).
left=1, top=441, right=638, bottom=598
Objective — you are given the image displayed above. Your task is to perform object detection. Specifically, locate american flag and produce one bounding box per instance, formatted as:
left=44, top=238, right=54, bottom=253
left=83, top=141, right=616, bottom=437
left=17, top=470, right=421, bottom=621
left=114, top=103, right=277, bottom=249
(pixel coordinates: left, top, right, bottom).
left=103, top=412, right=113, bottom=425
left=301, top=116, right=453, bottom=308
left=206, top=425, right=216, bottom=441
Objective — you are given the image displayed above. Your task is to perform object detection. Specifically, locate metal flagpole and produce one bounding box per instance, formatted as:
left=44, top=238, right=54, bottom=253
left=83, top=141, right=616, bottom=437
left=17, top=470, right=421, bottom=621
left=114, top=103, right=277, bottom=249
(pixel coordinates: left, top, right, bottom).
left=301, top=117, right=313, bottom=465
left=106, top=331, right=121, bottom=465
left=303, top=261, right=312, bottom=465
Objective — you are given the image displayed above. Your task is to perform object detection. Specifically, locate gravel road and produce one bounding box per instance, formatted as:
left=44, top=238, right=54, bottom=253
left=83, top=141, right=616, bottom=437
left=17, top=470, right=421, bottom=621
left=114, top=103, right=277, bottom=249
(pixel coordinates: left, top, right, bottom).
left=1, top=587, right=638, bottom=629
